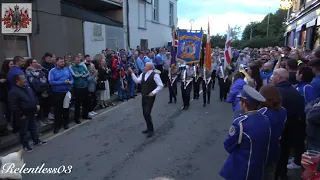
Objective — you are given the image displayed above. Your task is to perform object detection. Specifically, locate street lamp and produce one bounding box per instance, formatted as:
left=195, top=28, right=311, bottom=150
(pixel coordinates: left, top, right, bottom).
left=189, top=19, right=194, bottom=31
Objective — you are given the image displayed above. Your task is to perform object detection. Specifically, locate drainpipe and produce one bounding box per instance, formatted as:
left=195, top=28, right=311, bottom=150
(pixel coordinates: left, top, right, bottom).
left=34, top=0, right=40, bottom=34
left=126, top=0, right=130, bottom=50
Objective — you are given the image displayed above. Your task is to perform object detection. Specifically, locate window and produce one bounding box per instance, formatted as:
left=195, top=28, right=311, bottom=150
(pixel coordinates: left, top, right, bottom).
left=169, top=2, right=174, bottom=26
left=3, top=34, right=31, bottom=59
left=152, top=0, right=159, bottom=22
left=138, top=1, right=146, bottom=28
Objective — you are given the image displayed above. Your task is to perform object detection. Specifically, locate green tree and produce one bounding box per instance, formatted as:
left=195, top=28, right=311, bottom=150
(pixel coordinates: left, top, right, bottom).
left=239, top=9, right=287, bottom=48
left=229, top=25, right=241, bottom=41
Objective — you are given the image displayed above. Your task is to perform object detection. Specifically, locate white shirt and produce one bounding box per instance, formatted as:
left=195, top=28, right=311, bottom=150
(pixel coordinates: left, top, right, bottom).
left=131, top=70, right=164, bottom=95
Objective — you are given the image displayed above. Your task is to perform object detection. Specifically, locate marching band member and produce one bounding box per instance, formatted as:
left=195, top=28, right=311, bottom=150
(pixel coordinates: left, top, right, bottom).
left=217, top=54, right=227, bottom=102
left=192, top=63, right=201, bottom=99
left=181, top=64, right=194, bottom=110
left=127, top=62, right=164, bottom=138
left=168, top=64, right=178, bottom=104
left=201, top=67, right=212, bottom=107
left=163, top=52, right=171, bottom=87
left=220, top=85, right=271, bottom=180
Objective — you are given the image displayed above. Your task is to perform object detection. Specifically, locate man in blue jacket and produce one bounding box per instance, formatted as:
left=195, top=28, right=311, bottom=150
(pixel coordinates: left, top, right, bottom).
left=7, top=56, right=26, bottom=88
left=49, top=57, right=74, bottom=134
left=8, top=74, right=46, bottom=152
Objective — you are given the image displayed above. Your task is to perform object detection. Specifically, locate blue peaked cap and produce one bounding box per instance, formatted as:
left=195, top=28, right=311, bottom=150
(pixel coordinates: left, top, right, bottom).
left=237, top=85, right=266, bottom=105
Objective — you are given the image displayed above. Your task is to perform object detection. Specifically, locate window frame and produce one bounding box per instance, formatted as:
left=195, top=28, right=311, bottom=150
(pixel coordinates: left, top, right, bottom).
left=169, top=2, right=174, bottom=26
left=152, top=0, right=159, bottom=22
left=138, top=0, right=147, bottom=29
left=3, top=34, right=31, bottom=60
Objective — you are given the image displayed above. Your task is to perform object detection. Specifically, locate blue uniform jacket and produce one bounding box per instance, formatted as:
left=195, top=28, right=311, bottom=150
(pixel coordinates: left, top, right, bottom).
left=48, top=67, right=74, bottom=93
left=220, top=112, right=271, bottom=180
left=227, top=79, right=246, bottom=111
left=311, top=75, right=320, bottom=98
left=296, top=81, right=317, bottom=104
left=258, top=107, right=287, bottom=165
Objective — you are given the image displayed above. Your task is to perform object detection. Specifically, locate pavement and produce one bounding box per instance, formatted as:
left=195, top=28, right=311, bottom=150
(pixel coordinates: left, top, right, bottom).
left=0, top=83, right=302, bottom=180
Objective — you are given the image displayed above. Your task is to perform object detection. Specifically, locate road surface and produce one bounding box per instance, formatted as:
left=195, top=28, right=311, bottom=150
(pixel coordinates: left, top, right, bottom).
left=4, top=83, right=301, bottom=180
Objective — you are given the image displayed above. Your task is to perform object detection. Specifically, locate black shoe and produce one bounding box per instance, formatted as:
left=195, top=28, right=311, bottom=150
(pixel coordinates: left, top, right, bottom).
left=33, top=141, right=47, bottom=146
left=54, top=128, right=60, bottom=134
left=82, top=116, right=92, bottom=120
left=174, top=99, right=177, bottom=104
left=104, top=103, right=109, bottom=108
left=168, top=101, right=172, bottom=104
left=23, top=145, right=33, bottom=152
left=64, top=125, right=69, bottom=130
left=100, top=104, right=106, bottom=109
left=203, top=104, right=206, bottom=107
left=142, top=130, right=148, bottom=134
left=75, top=120, right=81, bottom=124
left=146, top=131, right=154, bottom=138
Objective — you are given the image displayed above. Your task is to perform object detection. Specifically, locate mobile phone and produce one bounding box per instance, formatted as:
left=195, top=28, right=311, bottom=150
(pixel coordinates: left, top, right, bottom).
left=281, top=54, right=285, bottom=57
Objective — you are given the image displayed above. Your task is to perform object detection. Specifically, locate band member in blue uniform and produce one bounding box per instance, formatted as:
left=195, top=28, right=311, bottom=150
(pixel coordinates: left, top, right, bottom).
left=168, top=64, right=178, bottom=104
left=220, top=85, right=271, bottom=180
left=192, top=63, right=201, bottom=99
left=258, top=85, right=287, bottom=180
left=181, top=64, right=194, bottom=110
left=201, top=67, right=212, bottom=107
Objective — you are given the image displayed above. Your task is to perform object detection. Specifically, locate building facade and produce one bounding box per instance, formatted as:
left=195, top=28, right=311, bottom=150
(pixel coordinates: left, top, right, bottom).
left=284, top=0, right=320, bottom=50
left=0, top=0, right=124, bottom=66
left=123, top=0, right=178, bottom=50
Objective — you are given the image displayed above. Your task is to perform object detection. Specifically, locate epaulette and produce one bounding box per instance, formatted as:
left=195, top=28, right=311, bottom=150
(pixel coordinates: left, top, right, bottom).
left=233, top=114, right=248, bottom=123
left=257, top=107, right=268, bottom=115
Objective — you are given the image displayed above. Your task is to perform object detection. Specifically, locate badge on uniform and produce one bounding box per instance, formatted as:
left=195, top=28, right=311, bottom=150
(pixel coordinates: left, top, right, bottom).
left=229, top=126, right=236, bottom=136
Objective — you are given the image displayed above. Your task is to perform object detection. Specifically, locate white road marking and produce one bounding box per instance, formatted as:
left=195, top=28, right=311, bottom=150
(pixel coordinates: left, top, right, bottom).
left=44, top=95, right=142, bottom=142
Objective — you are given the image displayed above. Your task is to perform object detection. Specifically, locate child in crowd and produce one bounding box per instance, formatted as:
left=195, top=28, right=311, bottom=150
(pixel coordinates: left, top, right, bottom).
left=87, top=64, right=98, bottom=117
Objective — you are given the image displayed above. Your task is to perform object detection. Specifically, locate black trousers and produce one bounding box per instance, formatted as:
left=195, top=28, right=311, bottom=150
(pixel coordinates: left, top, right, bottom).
left=276, top=123, right=306, bottom=178
left=181, top=81, right=193, bottom=107
left=74, top=88, right=90, bottom=119
left=202, top=79, right=212, bottom=104
left=211, top=70, right=216, bottom=89
left=38, top=96, right=52, bottom=120
left=218, top=78, right=228, bottom=101
left=162, top=69, right=169, bottom=87
left=168, top=78, right=177, bottom=101
left=142, top=95, right=155, bottom=132
left=18, top=113, right=39, bottom=147
left=88, top=92, right=97, bottom=112
left=52, top=92, right=69, bottom=128
left=193, top=77, right=202, bottom=99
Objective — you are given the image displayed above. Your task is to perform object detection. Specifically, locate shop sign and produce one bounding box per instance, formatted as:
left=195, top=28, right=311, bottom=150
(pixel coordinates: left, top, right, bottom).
left=296, top=7, right=320, bottom=26
left=1, top=3, right=32, bottom=34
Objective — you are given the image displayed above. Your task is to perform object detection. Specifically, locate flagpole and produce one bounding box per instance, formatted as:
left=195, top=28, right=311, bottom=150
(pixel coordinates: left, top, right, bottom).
left=267, top=6, right=270, bottom=36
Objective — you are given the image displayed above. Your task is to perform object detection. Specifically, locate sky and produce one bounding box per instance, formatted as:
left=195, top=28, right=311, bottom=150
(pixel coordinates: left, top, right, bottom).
left=177, top=0, right=280, bottom=35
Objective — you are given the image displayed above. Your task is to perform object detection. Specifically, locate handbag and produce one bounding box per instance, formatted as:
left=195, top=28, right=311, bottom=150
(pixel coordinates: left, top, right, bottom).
left=97, top=81, right=106, bottom=90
